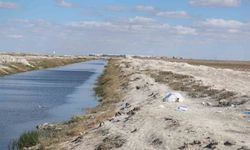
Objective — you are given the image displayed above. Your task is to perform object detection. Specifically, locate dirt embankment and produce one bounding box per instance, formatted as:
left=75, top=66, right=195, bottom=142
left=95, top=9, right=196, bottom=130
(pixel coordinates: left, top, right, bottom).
left=0, top=53, right=91, bottom=76
left=27, top=58, right=250, bottom=150
left=30, top=59, right=127, bottom=149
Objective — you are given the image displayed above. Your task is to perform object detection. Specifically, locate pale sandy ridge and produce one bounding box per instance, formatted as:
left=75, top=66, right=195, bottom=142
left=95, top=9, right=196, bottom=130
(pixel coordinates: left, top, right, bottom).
left=0, top=53, right=93, bottom=76
left=62, top=58, right=250, bottom=150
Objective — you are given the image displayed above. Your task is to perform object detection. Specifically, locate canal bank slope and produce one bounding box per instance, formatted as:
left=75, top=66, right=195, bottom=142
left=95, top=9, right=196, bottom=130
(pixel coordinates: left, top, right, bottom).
left=29, top=58, right=126, bottom=149
left=0, top=53, right=93, bottom=76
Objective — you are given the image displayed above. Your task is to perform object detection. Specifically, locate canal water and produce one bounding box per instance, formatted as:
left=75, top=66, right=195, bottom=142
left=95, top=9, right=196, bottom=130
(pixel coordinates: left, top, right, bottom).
left=0, top=60, right=106, bottom=149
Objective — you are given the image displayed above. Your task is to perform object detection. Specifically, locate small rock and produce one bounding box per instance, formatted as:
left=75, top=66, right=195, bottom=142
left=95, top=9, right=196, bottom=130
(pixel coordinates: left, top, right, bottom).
left=72, top=135, right=83, bottom=144
left=178, top=143, right=188, bottom=149
left=36, top=123, right=55, bottom=130
left=132, top=107, right=140, bottom=111
left=164, top=117, right=173, bottom=121
left=108, top=118, right=114, bottom=121
left=127, top=110, right=135, bottom=116
left=125, top=103, right=131, bottom=108
left=204, top=141, right=218, bottom=149
left=224, top=140, right=236, bottom=146
left=131, top=128, right=137, bottom=133
left=202, top=102, right=212, bottom=106
left=98, top=121, right=105, bottom=128
left=148, top=92, right=154, bottom=96
left=219, top=99, right=230, bottom=106
left=115, top=111, right=122, bottom=117
left=151, top=138, right=163, bottom=145
left=190, top=140, right=201, bottom=145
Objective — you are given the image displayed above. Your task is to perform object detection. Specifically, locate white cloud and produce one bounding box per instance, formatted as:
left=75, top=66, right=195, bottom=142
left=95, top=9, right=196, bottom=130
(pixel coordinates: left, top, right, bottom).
left=14, top=19, right=51, bottom=28
left=156, top=11, right=190, bottom=19
left=136, top=5, right=156, bottom=13
left=0, top=1, right=17, bottom=9
left=202, top=18, right=244, bottom=28
left=135, top=5, right=190, bottom=19
left=66, top=16, right=199, bottom=35
left=174, top=26, right=197, bottom=35
left=128, top=16, right=156, bottom=24
left=67, top=21, right=115, bottom=28
left=228, top=29, right=239, bottom=33
left=67, top=17, right=163, bottom=32
left=106, top=5, right=126, bottom=12
left=7, top=34, right=23, bottom=39
left=55, top=0, right=73, bottom=8
left=189, top=0, right=240, bottom=7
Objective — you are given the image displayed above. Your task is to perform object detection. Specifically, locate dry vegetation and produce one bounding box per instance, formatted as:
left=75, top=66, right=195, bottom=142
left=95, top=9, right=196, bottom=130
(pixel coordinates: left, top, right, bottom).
left=167, top=58, right=250, bottom=71
left=28, top=57, right=85, bottom=69
left=0, top=63, right=33, bottom=75
left=149, top=70, right=248, bottom=107
left=0, top=57, right=87, bottom=76
left=37, top=58, right=128, bottom=149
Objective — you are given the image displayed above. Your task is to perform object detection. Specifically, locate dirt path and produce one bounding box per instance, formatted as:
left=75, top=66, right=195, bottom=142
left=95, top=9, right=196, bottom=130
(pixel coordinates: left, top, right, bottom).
left=62, top=58, right=250, bottom=150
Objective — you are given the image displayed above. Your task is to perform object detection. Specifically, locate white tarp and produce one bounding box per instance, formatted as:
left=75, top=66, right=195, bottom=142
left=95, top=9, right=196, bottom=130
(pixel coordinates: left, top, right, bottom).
left=163, top=92, right=184, bottom=102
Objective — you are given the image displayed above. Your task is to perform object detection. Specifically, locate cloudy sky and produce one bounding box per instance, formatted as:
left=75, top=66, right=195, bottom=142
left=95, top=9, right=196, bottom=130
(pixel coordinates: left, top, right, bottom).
left=0, top=0, right=250, bottom=60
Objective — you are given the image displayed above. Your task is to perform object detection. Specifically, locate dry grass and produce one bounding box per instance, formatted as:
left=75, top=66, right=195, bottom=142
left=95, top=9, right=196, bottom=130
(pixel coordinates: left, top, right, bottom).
left=38, top=59, right=128, bottom=149
left=135, top=57, right=250, bottom=71
left=95, top=135, right=126, bottom=150
left=149, top=70, right=248, bottom=107
left=0, top=57, right=87, bottom=76
left=28, top=58, right=85, bottom=70
left=0, top=63, right=33, bottom=75
left=166, top=58, right=250, bottom=71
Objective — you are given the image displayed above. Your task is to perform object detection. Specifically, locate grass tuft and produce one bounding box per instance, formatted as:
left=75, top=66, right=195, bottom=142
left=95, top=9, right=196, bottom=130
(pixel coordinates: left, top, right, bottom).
left=10, top=130, right=39, bottom=150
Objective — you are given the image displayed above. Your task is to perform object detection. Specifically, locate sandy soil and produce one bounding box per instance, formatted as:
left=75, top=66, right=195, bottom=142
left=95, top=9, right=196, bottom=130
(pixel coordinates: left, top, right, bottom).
left=169, top=59, right=250, bottom=72
left=58, top=58, right=250, bottom=149
left=0, top=53, right=92, bottom=76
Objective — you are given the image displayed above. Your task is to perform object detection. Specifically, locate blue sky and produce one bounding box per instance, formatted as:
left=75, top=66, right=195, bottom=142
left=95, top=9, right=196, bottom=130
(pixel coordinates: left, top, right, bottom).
left=0, top=0, right=250, bottom=60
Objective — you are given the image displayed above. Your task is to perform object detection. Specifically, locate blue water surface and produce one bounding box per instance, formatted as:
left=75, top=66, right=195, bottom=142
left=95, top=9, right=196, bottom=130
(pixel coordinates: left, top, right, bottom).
left=0, top=60, right=106, bottom=149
